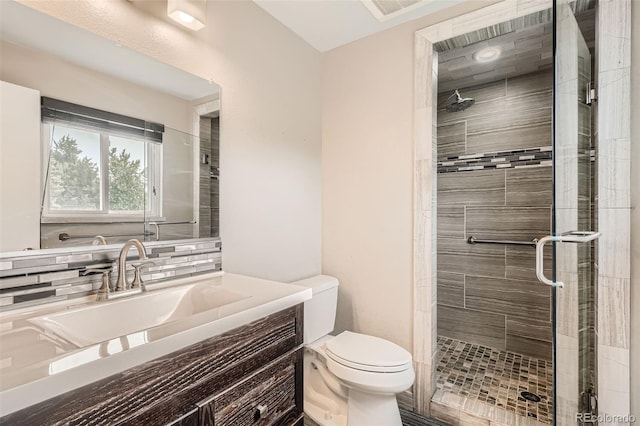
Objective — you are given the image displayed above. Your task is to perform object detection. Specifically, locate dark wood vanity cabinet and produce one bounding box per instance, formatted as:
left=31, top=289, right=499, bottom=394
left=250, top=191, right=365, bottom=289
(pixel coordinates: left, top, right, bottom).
left=197, top=351, right=300, bottom=426
left=2, top=304, right=304, bottom=426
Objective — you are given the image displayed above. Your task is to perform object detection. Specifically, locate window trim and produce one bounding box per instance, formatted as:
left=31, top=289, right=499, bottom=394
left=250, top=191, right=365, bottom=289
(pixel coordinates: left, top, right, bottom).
left=41, top=97, right=165, bottom=223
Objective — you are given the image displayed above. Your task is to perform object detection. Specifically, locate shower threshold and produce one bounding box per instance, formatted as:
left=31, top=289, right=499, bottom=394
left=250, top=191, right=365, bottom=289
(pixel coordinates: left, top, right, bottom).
left=432, top=337, right=553, bottom=425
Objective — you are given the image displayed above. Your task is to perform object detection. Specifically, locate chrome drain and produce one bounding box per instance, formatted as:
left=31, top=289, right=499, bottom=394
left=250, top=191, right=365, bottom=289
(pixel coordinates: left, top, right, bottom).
left=521, top=391, right=542, bottom=403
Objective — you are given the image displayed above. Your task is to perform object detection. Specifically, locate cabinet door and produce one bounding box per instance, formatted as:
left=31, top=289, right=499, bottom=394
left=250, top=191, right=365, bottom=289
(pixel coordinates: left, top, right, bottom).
left=198, top=353, right=298, bottom=426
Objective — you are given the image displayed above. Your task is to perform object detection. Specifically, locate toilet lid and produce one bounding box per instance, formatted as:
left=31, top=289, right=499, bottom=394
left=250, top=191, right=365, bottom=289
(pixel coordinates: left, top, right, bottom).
left=324, top=331, right=412, bottom=373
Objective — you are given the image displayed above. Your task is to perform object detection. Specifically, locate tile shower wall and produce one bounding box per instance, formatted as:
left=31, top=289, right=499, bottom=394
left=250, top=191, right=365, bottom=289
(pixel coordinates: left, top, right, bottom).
left=0, top=238, right=222, bottom=312
left=199, top=117, right=212, bottom=237
left=595, top=0, right=632, bottom=420
left=199, top=116, right=220, bottom=238
left=210, top=117, right=220, bottom=237
left=436, top=69, right=553, bottom=360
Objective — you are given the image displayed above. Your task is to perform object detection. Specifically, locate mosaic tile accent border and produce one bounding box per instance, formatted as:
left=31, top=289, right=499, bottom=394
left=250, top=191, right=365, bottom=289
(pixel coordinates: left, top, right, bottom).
left=434, top=336, right=553, bottom=425
left=0, top=238, right=222, bottom=312
left=437, top=147, right=553, bottom=173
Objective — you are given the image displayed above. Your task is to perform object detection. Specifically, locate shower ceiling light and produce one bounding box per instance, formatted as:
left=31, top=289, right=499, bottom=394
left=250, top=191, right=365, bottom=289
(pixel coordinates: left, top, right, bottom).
left=167, top=0, right=206, bottom=31
left=473, top=46, right=501, bottom=63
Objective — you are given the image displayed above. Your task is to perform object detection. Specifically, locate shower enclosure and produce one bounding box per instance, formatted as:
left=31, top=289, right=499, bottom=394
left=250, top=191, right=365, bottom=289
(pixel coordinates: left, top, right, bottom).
left=411, top=0, right=614, bottom=424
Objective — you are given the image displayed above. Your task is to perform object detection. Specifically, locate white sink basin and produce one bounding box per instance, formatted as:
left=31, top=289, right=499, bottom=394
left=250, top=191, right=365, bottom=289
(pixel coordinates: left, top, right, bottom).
left=29, top=283, right=250, bottom=347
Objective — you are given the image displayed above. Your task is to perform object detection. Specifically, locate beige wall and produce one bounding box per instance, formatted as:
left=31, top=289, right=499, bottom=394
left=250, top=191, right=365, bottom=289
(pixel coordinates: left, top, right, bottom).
left=321, top=1, right=502, bottom=351
left=20, top=0, right=322, bottom=282
left=630, top=0, right=639, bottom=418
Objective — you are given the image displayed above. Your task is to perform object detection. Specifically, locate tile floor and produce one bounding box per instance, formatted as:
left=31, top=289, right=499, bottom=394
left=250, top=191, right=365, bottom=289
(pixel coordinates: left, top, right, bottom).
left=434, top=337, right=553, bottom=425
left=401, top=408, right=448, bottom=426
left=306, top=409, right=446, bottom=426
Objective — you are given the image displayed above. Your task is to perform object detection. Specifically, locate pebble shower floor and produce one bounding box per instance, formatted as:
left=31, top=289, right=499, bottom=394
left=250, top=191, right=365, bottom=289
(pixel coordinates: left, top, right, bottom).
left=435, top=337, right=553, bottom=424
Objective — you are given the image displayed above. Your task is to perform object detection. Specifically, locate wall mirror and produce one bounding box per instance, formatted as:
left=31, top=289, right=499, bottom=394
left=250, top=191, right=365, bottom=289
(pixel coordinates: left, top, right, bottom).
left=0, top=1, right=220, bottom=253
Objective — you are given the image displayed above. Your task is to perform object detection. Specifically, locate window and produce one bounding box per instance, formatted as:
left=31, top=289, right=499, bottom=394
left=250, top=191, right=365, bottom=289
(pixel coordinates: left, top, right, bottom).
left=41, top=98, right=163, bottom=220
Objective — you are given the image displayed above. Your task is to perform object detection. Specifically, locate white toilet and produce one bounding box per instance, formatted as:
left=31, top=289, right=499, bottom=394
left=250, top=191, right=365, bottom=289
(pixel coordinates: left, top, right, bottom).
left=292, top=275, right=414, bottom=426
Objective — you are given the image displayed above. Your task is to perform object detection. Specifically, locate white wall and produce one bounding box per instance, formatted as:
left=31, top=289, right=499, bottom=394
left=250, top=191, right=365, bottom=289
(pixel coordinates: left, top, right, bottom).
left=16, top=0, right=322, bottom=282
left=630, top=0, right=639, bottom=418
left=322, top=1, right=502, bottom=351
left=0, top=81, right=40, bottom=251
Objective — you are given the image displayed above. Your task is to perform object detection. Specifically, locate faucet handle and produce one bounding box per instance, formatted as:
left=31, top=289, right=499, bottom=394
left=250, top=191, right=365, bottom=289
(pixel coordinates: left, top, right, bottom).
left=130, top=261, right=156, bottom=289
left=83, top=268, right=112, bottom=301
left=130, top=260, right=156, bottom=272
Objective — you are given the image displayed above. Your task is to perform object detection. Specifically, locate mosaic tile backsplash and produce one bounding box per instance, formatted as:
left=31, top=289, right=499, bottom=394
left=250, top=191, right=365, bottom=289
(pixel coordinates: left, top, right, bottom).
left=435, top=336, right=553, bottom=425
left=0, top=238, right=222, bottom=311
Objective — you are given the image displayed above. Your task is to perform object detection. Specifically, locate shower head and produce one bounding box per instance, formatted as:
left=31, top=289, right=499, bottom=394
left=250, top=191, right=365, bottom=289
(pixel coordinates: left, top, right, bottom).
left=446, top=89, right=475, bottom=112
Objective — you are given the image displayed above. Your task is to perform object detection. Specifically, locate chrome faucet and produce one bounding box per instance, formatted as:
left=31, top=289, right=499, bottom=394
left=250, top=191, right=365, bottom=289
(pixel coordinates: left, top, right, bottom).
left=115, top=239, right=149, bottom=291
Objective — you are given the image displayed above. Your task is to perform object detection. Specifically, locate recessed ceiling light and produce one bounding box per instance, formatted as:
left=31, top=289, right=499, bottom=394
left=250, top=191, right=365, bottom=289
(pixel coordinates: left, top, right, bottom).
left=167, top=0, right=206, bottom=31
left=177, top=11, right=195, bottom=24
left=473, top=47, right=502, bottom=63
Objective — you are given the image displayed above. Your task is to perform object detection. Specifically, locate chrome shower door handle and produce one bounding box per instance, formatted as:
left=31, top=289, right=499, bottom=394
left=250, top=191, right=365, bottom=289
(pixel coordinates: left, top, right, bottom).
left=535, top=231, right=602, bottom=288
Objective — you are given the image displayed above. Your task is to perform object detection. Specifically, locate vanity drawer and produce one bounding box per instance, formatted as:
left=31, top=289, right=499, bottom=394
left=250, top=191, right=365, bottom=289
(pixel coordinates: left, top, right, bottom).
left=198, top=351, right=298, bottom=426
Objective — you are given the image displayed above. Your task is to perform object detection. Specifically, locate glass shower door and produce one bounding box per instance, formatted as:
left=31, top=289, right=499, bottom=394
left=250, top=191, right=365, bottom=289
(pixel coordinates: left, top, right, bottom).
left=544, top=0, right=599, bottom=424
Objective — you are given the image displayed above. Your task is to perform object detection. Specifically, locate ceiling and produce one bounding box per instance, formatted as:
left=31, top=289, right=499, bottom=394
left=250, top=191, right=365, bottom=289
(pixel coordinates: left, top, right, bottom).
left=251, top=0, right=597, bottom=53
left=251, top=0, right=467, bottom=52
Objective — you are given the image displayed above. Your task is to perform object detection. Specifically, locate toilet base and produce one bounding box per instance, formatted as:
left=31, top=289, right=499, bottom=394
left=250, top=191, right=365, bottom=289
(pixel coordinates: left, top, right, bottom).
left=305, top=386, right=403, bottom=426
left=305, top=356, right=403, bottom=426
left=303, top=341, right=407, bottom=426
left=346, top=388, right=402, bottom=426
left=305, top=349, right=348, bottom=426
left=306, top=396, right=347, bottom=426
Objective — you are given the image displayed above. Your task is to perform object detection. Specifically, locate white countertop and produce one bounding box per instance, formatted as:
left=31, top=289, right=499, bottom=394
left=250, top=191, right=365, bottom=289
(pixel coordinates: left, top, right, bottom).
left=0, top=272, right=312, bottom=416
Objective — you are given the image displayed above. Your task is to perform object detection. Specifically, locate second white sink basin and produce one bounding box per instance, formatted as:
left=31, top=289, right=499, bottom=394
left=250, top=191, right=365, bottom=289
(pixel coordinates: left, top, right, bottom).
left=29, top=283, right=250, bottom=347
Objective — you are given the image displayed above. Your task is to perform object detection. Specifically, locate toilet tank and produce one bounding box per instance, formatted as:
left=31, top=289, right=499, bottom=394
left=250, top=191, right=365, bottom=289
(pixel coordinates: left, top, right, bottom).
left=291, top=275, right=339, bottom=344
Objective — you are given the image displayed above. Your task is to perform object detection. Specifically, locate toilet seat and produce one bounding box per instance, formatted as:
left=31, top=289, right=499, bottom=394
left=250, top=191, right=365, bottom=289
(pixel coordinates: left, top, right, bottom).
left=325, top=355, right=415, bottom=395
left=324, top=331, right=412, bottom=373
